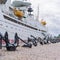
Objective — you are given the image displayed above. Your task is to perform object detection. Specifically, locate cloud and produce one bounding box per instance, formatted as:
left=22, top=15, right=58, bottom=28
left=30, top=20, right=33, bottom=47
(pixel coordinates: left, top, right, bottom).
left=31, top=0, right=60, bottom=36
left=11, top=0, right=60, bottom=36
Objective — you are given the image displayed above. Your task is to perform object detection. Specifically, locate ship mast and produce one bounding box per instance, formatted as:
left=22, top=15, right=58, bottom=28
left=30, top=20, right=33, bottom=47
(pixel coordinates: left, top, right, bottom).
left=38, top=4, right=39, bottom=20
left=36, top=4, right=39, bottom=21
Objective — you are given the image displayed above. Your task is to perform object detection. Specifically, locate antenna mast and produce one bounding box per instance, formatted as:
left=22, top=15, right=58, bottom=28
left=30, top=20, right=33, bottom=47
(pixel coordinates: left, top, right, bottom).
left=36, top=4, right=39, bottom=21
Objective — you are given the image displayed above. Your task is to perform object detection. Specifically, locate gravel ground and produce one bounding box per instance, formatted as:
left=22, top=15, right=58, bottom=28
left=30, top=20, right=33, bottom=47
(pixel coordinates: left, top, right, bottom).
left=0, top=43, right=60, bottom=60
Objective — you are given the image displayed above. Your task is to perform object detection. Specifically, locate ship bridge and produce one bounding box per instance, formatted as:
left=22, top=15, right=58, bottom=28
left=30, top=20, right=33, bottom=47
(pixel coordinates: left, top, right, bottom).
left=11, top=0, right=31, bottom=7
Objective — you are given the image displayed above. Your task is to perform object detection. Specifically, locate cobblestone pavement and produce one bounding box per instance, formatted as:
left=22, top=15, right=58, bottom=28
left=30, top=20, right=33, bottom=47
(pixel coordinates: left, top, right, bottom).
left=0, top=43, right=60, bottom=60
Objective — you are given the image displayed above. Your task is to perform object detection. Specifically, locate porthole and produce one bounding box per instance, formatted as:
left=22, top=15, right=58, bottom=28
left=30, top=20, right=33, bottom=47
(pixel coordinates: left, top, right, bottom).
left=0, top=24, right=3, bottom=26
left=11, top=27, right=13, bottom=29
left=6, top=25, right=8, bottom=27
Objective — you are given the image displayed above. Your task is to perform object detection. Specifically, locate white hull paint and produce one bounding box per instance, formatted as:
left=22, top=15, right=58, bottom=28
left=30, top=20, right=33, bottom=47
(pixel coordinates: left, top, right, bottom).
left=0, top=0, right=47, bottom=43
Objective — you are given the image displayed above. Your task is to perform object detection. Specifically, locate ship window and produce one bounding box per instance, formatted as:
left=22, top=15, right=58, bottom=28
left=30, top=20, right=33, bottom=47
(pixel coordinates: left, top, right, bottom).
left=11, top=27, right=13, bottom=29
left=0, top=0, right=7, bottom=4
left=18, top=29, right=19, bottom=30
left=15, top=28, right=17, bottom=29
left=0, top=24, right=3, bottom=26
left=6, top=26, right=8, bottom=27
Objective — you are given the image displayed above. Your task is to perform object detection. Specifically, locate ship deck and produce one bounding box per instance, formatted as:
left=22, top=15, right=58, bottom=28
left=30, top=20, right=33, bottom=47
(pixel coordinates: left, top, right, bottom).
left=3, top=14, right=46, bottom=32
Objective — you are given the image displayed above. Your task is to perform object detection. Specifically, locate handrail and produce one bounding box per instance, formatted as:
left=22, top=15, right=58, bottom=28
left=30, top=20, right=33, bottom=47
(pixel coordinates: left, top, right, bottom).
left=3, top=15, right=46, bottom=32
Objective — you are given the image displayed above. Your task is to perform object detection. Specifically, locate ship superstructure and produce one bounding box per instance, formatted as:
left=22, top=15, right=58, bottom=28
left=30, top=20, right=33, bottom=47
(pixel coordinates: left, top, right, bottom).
left=0, top=0, right=47, bottom=42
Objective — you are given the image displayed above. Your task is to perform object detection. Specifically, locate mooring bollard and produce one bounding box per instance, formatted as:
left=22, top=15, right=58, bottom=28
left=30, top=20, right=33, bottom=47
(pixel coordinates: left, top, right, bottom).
left=3, top=32, right=17, bottom=51
left=28, top=35, right=37, bottom=46
left=19, top=37, right=32, bottom=48
left=14, top=33, right=19, bottom=47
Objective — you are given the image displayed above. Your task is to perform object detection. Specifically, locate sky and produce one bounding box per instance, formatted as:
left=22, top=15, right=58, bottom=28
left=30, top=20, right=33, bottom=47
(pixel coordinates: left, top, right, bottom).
left=11, top=0, right=60, bottom=36
left=30, top=0, right=60, bottom=36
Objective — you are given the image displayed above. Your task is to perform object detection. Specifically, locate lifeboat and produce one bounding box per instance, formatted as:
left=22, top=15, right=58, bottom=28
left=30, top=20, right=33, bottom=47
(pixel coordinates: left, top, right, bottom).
left=13, top=8, right=24, bottom=18
left=41, top=19, right=46, bottom=25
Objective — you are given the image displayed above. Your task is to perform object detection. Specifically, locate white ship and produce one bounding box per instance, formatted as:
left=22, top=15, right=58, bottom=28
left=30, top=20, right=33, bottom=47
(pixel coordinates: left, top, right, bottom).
left=0, top=0, right=47, bottom=42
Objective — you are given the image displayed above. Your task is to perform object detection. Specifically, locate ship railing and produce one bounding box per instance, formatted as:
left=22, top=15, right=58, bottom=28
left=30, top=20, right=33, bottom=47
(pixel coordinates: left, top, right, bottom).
left=3, top=14, right=46, bottom=32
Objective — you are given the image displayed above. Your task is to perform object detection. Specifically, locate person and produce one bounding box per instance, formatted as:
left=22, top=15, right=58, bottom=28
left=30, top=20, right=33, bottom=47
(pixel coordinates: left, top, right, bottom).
left=0, top=33, right=3, bottom=49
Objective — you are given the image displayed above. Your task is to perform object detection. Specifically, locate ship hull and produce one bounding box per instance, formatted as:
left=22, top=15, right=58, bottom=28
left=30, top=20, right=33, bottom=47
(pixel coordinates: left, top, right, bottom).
left=0, top=10, right=46, bottom=46
left=0, top=15, right=44, bottom=40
